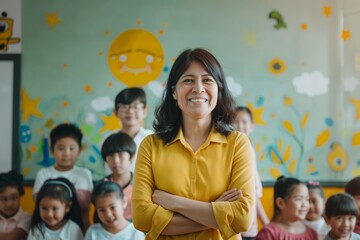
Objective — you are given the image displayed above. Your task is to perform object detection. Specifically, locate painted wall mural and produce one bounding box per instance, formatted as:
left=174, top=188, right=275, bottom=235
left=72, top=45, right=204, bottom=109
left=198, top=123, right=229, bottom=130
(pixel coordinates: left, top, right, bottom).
left=0, top=11, right=20, bottom=52
left=108, top=29, right=165, bottom=87
left=17, top=0, right=360, bottom=183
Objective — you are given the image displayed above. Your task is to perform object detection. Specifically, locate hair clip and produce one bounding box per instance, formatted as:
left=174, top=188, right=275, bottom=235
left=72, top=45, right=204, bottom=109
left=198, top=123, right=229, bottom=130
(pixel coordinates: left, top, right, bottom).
left=308, top=180, right=320, bottom=186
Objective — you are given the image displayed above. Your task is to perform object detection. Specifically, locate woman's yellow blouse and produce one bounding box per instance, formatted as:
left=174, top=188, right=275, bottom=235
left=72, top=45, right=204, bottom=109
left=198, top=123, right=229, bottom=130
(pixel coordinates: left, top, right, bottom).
left=132, top=128, right=255, bottom=240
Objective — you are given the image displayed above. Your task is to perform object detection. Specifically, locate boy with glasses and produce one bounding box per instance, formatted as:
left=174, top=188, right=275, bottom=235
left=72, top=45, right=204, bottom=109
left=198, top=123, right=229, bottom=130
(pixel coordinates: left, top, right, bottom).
left=114, top=88, right=153, bottom=172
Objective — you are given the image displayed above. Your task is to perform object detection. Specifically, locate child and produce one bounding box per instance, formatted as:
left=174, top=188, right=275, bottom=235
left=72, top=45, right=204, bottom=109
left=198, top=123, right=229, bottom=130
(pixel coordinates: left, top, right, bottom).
left=256, top=176, right=317, bottom=240
left=114, top=87, right=153, bottom=172
left=33, top=123, right=93, bottom=230
left=345, top=176, right=360, bottom=234
left=0, top=170, right=31, bottom=240
left=84, top=181, right=144, bottom=239
left=28, top=177, right=83, bottom=240
left=304, top=181, right=330, bottom=240
left=324, top=193, right=360, bottom=240
left=101, top=132, right=136, bottom=221
left=233, top=106, right=269, bottom=239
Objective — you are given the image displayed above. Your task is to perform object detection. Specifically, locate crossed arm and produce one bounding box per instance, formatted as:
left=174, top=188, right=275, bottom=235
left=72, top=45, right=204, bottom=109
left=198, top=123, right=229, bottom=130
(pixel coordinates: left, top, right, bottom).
left=132, top=134, right=255, bottom=238
left=153, top=189, right=242, bottom=235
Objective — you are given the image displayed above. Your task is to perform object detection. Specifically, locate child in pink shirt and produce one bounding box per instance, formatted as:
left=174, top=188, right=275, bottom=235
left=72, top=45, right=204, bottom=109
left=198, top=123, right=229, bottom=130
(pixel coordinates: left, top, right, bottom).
left=256, top=176, right=317, bottom=240
left=101, top=132, right=137, bottom=221
left=0, top=170, right=31, bottom=240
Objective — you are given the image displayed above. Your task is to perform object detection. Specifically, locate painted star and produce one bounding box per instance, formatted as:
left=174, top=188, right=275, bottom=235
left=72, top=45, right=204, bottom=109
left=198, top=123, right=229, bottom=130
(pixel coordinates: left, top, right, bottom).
left=99, top=112, right=121, bottom=133
left=301, top=23, right=308, bottom=30
left=45, top=12, right=61, bottom=29
left=245, top=32, right=257, bottom=47
left=21, top=88, right=43, bottom=122
left=323, top=6, right=332, bottom=17
left=342, top=29, right=351, bottom=41
left=247, top=102, right=267, bottom=126
left=349, top=97, right=360, bottom=120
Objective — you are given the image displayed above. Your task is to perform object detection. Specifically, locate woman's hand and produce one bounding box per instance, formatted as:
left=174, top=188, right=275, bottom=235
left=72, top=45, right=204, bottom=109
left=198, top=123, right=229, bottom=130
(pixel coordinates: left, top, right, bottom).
left=215, top=189, right=242, bottom=202
left=152, top=189, right=177, bottom=211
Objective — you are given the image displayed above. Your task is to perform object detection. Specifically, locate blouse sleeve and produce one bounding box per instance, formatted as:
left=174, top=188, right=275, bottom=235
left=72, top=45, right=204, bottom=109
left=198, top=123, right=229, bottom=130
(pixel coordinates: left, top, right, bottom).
left=132, top=136, right=174, bottom=239
left=211, top=134, right=256, bottom=239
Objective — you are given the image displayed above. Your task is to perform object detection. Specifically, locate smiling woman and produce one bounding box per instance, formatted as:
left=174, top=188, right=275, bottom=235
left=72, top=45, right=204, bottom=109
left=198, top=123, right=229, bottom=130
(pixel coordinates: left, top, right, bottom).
left=132, top=48, right=256, bottom=240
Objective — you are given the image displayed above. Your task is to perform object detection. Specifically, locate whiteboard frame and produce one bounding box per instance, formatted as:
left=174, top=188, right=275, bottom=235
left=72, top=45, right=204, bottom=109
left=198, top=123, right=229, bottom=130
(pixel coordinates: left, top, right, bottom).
left=0, top=54, right=21, bottom=172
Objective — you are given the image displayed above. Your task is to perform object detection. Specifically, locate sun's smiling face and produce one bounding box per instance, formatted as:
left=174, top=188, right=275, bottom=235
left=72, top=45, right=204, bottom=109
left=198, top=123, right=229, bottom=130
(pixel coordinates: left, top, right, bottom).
left=108, top=29, right=164, bottom=87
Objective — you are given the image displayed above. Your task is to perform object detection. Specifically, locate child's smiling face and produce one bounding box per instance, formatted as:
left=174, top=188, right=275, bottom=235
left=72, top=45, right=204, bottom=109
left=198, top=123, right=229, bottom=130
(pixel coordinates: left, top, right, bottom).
left=327, top=214, right=357, bottom=239
left=39, top=197, right=70, bottom=230
left=51, top=137, right=81, bottom=171
left=96, top=193, right=128, bottom=234
left=306, top=188, right=325, bottom=221
left=278, top=184, right=310, bottom=222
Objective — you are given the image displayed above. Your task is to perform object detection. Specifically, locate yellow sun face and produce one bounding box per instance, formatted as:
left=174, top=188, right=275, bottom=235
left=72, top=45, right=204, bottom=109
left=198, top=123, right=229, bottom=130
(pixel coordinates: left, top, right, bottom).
left=108, top=29, right=165, bottom=87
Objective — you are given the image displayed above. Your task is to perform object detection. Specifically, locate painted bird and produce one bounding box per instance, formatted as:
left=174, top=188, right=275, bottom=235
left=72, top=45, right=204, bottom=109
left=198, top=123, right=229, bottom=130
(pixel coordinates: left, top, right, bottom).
left=269, top=10, right=287, bottom=30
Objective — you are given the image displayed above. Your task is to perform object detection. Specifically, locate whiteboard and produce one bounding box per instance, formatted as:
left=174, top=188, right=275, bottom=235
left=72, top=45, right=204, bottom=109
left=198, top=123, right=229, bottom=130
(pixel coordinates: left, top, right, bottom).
left=0, top=61, right=14, bottom=171
left=0, top=54, right=20, bottom=172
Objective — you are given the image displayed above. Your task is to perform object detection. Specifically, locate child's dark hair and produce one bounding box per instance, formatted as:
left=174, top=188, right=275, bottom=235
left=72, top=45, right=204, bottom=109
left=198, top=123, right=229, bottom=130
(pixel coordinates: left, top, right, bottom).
left=50, top=123, right=83, bottom=150
left=325, top=193, right=359, bottom=218
left=30, top=177, right=83, bottom=236
left=235, top=106, right=253, bottom=123
left=273, top=176, right=303, bottom=220
left=345, top=176, right=360, bottom=197
left=91, top=180, right=124, bottom=223
left=101, top=132, right=137, bottom=161
left=306, top=180, right=325, bottom=199
left=115, top=87, right=147, bottom=110
left=0, top=170, right=24, bottom=195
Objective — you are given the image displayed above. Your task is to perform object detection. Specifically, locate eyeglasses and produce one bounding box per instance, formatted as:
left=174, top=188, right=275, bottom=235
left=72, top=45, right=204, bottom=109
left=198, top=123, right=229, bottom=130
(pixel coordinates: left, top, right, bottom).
left=117, top=103, right=145, bottom=112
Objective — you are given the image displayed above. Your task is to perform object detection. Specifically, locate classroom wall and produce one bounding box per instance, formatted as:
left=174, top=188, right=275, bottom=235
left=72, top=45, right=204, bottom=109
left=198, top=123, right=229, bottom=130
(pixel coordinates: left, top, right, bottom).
left=9, top=0, right=359, bottom=184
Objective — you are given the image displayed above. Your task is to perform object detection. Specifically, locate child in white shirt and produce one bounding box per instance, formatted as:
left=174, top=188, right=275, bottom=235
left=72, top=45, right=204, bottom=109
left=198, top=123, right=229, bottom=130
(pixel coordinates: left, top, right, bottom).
left=85, top=180, right=144, bottom=240
left=33, top=123, right=93, bottom=231
left=28, top=177, right=83, bottom=240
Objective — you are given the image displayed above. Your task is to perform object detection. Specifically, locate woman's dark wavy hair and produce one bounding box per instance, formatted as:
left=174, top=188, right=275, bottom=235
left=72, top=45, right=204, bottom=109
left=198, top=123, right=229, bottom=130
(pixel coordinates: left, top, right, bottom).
left=153, top=48, right=236, bottom=143
left=0, top=170, right=24, bottom=195
left=273, top=175, right=303, bottom=220
left=91, top=180, right=124, bottom=224
left=30, top=177, right=83, bottom=237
